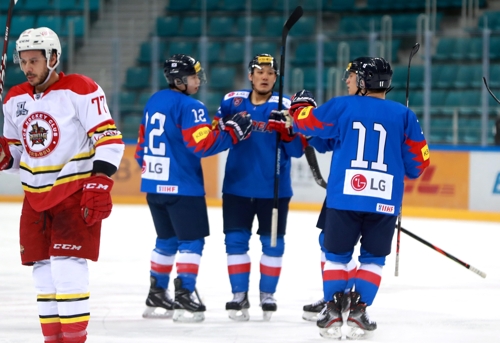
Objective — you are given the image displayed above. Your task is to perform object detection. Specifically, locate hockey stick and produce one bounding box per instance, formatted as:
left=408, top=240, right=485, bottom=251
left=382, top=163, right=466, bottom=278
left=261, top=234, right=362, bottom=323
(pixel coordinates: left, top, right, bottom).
left=399, top=227, right=487, bottom=278
left=304, top=147, right=486, bottom=278
left=483, top=77, right=500, bottom=105
left=305, top=145, right=327, bottom=188
left=395, top=42, right=420, bottom=277
left=0, top=0, right=18, bottom=102
left=194, top=287, right=203, bottom=306
left=271, top=5, right=303, bottom=247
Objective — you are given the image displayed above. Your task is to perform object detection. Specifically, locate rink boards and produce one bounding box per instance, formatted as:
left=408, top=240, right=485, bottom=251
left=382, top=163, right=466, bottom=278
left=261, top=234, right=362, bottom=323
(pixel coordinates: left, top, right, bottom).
left=1, top=144, right=500, bottom=221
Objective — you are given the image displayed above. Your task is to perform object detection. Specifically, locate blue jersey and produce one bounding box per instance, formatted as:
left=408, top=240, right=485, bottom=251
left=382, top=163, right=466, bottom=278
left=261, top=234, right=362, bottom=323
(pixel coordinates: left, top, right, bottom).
left=135, top=89, right=235, bottom=196
left=293, top=95, right=430, bottom=215
left=218, top=90, right=305, bottom=198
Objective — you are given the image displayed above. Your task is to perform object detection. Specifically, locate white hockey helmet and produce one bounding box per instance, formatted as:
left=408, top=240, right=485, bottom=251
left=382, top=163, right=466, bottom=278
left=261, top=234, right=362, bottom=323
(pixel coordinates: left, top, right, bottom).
left=14, top=27, right=62, bottom=71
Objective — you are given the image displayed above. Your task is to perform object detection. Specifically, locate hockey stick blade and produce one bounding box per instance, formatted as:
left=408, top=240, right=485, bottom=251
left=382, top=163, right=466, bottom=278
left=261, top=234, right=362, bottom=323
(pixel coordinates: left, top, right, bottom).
left=483, top=77, right=500, bottom=105
left=405, top=43, right=420, bottom=107
left=282, top=6, right=304, bottom=42
left=305, top=146, right=327, bottom=188
left=399, top=227, right=487, bottom=278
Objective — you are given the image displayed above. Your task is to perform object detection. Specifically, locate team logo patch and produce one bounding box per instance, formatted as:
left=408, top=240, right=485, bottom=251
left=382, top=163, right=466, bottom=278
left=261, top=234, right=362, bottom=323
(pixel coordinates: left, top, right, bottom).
left=233, top=97, right=243, bottom=107
left=16, top=101, right=28, bottom=117
left=22, top=112, right=60, bottom=158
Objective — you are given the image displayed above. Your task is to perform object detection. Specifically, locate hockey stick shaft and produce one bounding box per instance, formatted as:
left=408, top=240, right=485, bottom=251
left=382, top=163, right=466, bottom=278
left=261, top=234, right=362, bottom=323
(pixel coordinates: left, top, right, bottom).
left=271, top=5, right=303, bottom=247
left=194, top=287, right=203, bottom=306
left=395, top=42, right=420, bottom=277
left=0, top=0, right=18, bottom=102
left=399, top=227, right=487, bottom=278
left=304, top=146, right=486, bottom=278
left=483, top=77, right=500, bottom=105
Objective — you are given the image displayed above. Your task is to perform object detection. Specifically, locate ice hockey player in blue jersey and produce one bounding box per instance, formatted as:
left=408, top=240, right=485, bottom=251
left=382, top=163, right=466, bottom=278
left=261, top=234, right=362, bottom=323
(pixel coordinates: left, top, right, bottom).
left=217, top=54, right=307, bottom=322
left=269, top=56, right=430, bottom=339
left=135, top=54, right=252, bottom=322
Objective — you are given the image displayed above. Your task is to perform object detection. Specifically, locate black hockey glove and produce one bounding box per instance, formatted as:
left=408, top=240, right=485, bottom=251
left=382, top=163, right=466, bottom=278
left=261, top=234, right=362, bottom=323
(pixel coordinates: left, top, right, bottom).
left=218, top=111, right=252, bottom=143
left=289, top=89, right=317, bottom=118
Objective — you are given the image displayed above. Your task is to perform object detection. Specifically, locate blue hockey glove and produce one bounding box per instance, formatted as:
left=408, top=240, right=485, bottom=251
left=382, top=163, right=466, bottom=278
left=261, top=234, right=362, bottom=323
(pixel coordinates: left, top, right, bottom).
left=268, top=110, right=295, bottom=142
left=289, top=89, right=317, bottom=118
left=218, top=111, right=252, bottom=143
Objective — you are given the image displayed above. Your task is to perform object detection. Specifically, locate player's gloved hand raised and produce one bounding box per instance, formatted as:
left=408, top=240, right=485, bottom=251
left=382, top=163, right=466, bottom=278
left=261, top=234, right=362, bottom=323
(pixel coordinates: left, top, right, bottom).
left=0, top=137, right=12, bottom=171
left=268, top=110, right=295, bottom=142
left=289, top=89, right=317, bottom=118
left=218, top=111, right=252, bottom=143
left=80, top=174, right=114, bottom=226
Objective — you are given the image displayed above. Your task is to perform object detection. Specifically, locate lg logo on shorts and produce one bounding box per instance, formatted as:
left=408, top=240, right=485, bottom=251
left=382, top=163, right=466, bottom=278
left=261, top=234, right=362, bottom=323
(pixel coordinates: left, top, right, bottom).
left=53, top=244, right=82, bottom=250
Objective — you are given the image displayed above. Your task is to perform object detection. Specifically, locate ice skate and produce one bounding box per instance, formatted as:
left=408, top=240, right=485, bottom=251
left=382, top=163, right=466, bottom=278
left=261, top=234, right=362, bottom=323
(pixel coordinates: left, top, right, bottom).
left=259, top=292, right=277, bottom=321
left=302, top=298, right=326, bottom=321
left=226, top=292, right=250, bottom=321
left=317, top=292, right=344, bottom=340
left=346, top=292, right=376, bottom=340
left=172, top=277, right=205, bottom=323
left=142, top=276, right=174, bottom=319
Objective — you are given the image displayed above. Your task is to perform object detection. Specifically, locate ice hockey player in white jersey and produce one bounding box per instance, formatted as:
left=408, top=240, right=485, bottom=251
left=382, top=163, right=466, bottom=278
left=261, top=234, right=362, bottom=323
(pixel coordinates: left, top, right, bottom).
left=0, top=27, right=124, bottom=343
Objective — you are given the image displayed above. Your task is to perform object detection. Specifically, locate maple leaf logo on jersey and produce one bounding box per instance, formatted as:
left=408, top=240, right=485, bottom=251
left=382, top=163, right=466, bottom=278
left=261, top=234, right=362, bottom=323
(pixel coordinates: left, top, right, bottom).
left=29, top=122, right=48, bottom=146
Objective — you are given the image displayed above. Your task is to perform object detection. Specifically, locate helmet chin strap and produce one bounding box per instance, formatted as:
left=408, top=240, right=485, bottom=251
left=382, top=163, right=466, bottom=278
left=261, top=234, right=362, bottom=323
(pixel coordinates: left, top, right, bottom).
left=355, top=88, right=368, bottom=96
left=173, top=78, right=190, bottom=95
left=39, top=68, right=56, bottom=88
left=38, top=55, right=59, bottom=89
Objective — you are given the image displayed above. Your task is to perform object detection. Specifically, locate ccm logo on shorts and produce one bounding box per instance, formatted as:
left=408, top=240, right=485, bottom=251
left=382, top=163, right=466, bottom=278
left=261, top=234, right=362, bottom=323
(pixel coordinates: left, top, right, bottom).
left=343, top=169, right=393, bottom=200
left=53, top=244, right=82, bottom=250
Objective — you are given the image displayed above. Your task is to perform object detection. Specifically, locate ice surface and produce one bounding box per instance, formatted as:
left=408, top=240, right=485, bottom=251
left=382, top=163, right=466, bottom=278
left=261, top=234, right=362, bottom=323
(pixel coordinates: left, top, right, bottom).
left=1, top=203, right=498, bottom=342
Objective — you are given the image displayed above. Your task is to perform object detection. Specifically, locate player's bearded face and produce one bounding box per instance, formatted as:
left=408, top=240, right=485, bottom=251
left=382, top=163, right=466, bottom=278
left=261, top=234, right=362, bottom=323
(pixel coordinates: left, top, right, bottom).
left=250, top=65, right=276, bottom=95
left=19, top=50, right=50, bottom=87
left=28, top=67, right=50, bottom=87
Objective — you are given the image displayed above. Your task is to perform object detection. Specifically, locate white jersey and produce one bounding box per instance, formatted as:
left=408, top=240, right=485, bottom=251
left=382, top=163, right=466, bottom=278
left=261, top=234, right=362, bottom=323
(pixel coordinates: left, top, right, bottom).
left=2, top=72, right=124, bottom=212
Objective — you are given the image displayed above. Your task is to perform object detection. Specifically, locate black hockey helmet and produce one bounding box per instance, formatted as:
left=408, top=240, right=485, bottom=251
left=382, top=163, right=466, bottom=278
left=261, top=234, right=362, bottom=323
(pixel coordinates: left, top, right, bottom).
left=343, top=57, right=392, bottom=91
left=248, top=53, right=279, bottom=75
left=164, top=54, right=206, bottom=87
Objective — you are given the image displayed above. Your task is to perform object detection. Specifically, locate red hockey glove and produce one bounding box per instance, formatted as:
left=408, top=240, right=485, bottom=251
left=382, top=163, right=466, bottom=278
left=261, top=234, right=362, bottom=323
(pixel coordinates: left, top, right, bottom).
left=80, top=175, right=114, bottom=226
left=289, top=89, right=317, bottom=118
left=268, top=110, right=295, bottom=142
left=0, top=137, right=12, bottom=171
left=218, top=111, right=253, bottom=143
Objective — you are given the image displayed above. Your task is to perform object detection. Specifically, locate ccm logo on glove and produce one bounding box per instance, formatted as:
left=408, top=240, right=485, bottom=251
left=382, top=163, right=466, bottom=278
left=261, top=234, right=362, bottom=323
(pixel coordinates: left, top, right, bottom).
left=80, top=175, right=114, bottom=226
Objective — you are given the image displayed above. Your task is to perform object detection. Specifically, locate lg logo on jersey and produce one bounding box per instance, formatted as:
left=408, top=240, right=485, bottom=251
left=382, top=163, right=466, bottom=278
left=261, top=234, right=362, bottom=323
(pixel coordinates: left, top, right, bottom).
left=351, top=173, right=386, bottom=192
left=351, top=174, right=367, bottom=191
left=344, top=169, right=393, bottom=200
left=53, top=244, right=82, bottom=250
